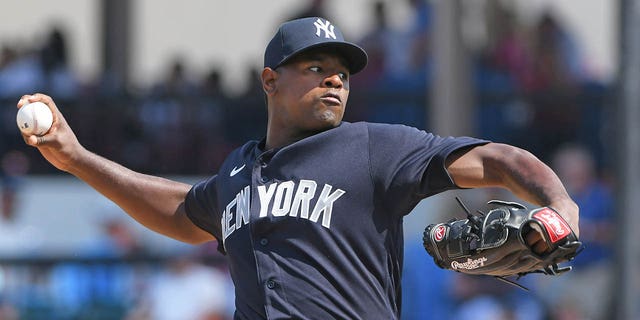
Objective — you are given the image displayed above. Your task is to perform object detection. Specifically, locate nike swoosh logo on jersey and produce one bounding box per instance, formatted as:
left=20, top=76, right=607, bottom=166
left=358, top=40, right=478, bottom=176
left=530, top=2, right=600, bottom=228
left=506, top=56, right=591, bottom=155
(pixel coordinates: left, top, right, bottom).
left=230, top=164, right=246, bottom=177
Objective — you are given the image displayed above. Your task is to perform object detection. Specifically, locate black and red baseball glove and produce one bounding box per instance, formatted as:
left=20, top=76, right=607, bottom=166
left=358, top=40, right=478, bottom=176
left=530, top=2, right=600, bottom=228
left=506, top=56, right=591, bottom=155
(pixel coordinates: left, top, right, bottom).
left=423, top=199, right=582, bottom=284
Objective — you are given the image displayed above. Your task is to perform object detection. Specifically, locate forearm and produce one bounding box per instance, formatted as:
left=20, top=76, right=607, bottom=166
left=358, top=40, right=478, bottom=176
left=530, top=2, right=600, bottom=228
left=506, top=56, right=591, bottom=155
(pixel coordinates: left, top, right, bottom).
left=501, top=153, right=579, bottom=231
left=67, top=148, right=207, bottom=243
left=448, top=143, right=579, bottom=233
left=493, top=148, right=574, bottom=208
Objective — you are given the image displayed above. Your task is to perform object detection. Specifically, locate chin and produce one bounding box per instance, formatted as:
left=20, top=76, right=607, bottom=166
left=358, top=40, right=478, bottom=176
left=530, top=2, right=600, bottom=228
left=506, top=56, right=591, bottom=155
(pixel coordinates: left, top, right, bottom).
left=317, top=112, right=342, bottom=127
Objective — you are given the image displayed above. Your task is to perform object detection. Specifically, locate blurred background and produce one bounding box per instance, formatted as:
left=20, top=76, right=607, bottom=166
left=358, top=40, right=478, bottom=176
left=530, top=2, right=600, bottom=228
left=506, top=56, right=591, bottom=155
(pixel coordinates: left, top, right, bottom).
left=0, top=0, right=632, bottom=319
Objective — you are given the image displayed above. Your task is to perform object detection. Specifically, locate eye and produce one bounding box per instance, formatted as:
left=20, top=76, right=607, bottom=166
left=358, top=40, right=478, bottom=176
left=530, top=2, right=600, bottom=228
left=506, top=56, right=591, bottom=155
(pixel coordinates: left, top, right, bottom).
left=338, top=72, right=349, bottom=80
left=309, top=66, right=322, bottom=73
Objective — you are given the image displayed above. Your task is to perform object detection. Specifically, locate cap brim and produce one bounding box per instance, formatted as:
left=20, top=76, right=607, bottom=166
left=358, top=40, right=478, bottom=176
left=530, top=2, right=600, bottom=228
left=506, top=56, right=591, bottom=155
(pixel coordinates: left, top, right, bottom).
left=277, top=41, right=368, bottom=75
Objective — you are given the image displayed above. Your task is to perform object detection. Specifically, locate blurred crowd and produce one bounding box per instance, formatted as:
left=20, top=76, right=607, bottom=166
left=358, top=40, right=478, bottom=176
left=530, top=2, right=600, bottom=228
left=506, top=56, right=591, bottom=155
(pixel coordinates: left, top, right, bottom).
left=0, top=0, right=615, bottom=319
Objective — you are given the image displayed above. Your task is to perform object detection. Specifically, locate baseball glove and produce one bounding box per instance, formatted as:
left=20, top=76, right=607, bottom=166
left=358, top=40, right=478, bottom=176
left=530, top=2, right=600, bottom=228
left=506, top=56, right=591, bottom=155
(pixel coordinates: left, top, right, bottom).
left=423, top=198, right=581, bottom=286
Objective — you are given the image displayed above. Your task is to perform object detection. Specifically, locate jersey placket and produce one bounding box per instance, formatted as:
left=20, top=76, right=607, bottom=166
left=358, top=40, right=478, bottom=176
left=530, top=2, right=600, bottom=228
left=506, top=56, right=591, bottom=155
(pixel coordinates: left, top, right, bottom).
left=251, top=149, right=289, bottom=317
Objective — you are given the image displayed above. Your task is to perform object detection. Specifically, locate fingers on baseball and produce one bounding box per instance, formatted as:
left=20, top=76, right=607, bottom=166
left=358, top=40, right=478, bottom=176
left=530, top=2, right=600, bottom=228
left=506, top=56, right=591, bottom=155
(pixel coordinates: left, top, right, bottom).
left=17, top=93, right=59, bottom=119
left=17, top=95, right=31, bottom=108
left=18, top=93, right=62, bottom=141
left=17, top=93, right=45, bottom=108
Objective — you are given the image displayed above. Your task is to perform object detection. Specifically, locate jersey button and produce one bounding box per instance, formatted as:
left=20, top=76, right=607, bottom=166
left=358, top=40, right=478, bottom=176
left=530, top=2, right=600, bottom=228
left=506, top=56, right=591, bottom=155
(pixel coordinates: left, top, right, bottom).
left=266, top=279, right=276, bottom=289
left=260, top=176, right=269, bottom=183
left=260, top=238, right=269, bottom=246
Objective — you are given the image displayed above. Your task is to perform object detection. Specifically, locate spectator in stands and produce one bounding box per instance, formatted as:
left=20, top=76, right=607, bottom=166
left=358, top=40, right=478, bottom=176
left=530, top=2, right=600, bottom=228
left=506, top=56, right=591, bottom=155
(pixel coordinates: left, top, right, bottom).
left=474, top=0, right=531, bottom=147
left=526, top=11, right=590, bottom=91
left=0, top=46, right=45, bottom=99
left=356, top=0, right=432, bottom=128
left=222, top=65, right=267, bottom=146
left=355, top=1, right=391, bottom=89
left=524, top=11, right=588, bottom=160
left=288, top=0, right=328, bottom=20
left=0, top=150, right=42, bottom=257
left=482, top=0, right=531, bottom=89
left=375, top=0, right=432, bottom=86
left=1, top=150, right=28, bottom=223
left=127, top=254, right=234, bottom=320
left=192, top=67, right=231, bottom=173
left=139, top=58, right=199, bottom=173
left=39, top=26, right=78, bottom=99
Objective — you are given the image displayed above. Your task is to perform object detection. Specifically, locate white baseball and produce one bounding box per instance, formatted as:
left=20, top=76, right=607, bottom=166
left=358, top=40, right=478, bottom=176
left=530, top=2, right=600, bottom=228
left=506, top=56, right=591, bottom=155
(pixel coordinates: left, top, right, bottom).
left=16, top=101, right=54, bottom=136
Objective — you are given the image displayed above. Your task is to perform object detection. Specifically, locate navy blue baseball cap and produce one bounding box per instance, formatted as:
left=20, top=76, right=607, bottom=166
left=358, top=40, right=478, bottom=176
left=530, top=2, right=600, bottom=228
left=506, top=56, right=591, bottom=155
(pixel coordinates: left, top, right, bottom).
left=264, top=17, right=368, bottom=75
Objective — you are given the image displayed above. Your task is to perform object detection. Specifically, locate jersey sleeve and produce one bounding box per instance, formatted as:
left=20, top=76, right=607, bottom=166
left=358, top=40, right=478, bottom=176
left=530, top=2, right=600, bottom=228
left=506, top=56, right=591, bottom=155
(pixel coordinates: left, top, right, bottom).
left=367, top=123, right=489, bottom=210
left=184, top=175, right=225, bottom=253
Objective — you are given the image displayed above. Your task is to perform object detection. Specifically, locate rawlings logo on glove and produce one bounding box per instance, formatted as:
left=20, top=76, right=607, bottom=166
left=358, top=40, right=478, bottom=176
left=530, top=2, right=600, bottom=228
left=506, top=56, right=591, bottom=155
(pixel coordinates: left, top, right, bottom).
left=423, top=198, right=582, bottom=289
left=451, top=257, right=488, bottom=270
left=534, top=208, right=571, bottom=242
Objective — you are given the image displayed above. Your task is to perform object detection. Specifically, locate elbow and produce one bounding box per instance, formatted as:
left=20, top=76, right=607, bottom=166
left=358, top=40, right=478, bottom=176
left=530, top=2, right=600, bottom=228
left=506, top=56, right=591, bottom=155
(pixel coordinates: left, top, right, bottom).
left=171, top=229, right=216, bottom=245
left=184, top=236, right=213, bottom=246
left=180, top=227, right=217, bottom=246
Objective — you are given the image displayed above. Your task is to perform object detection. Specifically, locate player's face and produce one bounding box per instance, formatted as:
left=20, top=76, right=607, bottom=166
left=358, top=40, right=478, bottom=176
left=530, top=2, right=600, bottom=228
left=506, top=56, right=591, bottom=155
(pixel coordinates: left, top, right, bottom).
left=268, top=49, right=350, bottom=133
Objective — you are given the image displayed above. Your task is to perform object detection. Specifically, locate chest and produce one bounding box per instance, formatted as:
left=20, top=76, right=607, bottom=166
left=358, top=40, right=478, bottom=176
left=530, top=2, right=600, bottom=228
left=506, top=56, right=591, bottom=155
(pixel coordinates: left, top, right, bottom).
left=217, top=142, right=377, bottom=253
left=225, top=148, right=372, bottom=240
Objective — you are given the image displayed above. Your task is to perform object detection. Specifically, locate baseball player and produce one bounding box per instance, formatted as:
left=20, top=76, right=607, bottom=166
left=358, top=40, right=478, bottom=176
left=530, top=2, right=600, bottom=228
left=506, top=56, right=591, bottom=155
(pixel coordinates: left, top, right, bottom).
left=17, top=17, right=579, bottom=320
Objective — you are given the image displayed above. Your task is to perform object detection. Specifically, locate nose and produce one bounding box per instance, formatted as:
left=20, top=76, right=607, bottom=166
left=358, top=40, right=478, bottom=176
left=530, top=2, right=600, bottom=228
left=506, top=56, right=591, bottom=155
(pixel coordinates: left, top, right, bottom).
left=323, top=74, right=343, bottom=89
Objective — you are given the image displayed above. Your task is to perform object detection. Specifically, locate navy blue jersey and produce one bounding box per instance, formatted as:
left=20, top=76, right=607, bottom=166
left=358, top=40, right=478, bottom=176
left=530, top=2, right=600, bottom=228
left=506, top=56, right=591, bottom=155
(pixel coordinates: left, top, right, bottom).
left=185, top=121, right=488, bottom=319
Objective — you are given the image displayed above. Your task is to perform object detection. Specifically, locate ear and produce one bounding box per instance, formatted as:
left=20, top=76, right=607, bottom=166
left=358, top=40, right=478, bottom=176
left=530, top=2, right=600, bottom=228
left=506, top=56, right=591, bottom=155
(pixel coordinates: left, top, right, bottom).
left=261, top=67, right=278, bottom=95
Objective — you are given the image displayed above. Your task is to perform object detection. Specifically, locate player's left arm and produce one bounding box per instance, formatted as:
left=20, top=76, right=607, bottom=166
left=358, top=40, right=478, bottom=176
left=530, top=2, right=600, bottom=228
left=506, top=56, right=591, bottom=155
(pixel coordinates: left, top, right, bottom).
left=445, top=142, right=579, bottom=237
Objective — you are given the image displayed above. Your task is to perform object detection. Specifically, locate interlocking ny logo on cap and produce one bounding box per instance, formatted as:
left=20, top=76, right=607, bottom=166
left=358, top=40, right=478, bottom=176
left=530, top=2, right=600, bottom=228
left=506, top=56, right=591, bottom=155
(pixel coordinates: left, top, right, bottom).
left=313, top=18, right=336, bottom=39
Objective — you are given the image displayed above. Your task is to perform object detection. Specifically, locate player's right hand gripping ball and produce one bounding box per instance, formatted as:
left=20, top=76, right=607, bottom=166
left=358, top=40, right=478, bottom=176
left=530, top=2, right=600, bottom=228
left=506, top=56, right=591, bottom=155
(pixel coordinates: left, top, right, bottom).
left=422, top=200, right=582, bottom=278
left=16, top=101, right=53, bottom=136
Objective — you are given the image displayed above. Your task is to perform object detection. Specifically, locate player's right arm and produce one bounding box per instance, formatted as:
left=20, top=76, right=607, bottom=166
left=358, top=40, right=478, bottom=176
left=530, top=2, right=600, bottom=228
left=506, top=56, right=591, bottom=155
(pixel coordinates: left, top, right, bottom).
left=17, top=93, right=214, bottom=244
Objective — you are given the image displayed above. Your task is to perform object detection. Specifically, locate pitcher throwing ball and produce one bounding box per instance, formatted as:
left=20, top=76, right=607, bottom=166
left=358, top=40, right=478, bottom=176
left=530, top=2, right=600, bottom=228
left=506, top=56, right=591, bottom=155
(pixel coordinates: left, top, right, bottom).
left=17, top=17, right=579, bottom=320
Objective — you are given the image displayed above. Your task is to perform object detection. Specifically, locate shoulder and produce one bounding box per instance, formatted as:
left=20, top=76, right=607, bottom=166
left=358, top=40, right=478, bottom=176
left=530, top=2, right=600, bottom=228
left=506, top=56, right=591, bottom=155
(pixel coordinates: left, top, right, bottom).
left=339, top=121, right=488, bottom=149
left=344, top=121, right=417, bottom=130
left=340, top=121, right=426, bottom=137
left=222, top=140, right=261, bottom=166
left=361, top=122, right=442, bottom=146
left=236, top=140, right=261, bottom=157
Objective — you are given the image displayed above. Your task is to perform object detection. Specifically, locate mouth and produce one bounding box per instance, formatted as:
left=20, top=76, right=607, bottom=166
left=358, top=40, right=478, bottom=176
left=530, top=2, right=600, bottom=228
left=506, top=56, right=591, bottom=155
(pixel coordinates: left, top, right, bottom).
left=320, top=92, right=342, bottom=106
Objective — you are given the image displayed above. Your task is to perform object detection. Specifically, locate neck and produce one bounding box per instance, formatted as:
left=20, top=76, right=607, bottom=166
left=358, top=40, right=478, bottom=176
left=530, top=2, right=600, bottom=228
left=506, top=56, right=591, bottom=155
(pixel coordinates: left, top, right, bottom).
left=265, top=123, right=337, bottom=150
left=265, top=129, right=312, bottom=151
